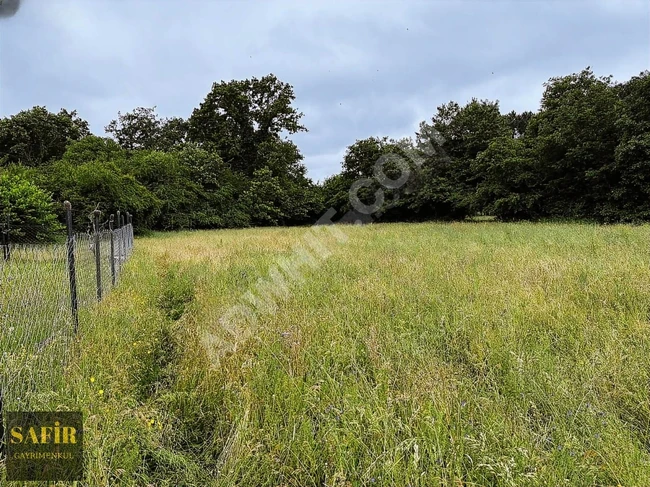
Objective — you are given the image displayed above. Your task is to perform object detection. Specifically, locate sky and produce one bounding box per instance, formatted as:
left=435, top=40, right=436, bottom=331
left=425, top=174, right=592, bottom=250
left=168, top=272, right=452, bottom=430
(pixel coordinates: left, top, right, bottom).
left=0, top=0, right=648, bottom=182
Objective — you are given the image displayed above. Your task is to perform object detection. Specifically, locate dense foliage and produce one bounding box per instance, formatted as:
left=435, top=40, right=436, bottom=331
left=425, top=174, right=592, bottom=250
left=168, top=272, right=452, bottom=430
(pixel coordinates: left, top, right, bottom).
left=1, top=68, right=648, bottom=235
left=0, top=171, right=63, bottom=240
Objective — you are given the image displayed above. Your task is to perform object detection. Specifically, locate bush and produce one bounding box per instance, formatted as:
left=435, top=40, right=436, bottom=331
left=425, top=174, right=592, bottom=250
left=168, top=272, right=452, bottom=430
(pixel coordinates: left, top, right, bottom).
left=0, top=171, right=63, bottom=241
left=42, top=159, right=161, bottom=231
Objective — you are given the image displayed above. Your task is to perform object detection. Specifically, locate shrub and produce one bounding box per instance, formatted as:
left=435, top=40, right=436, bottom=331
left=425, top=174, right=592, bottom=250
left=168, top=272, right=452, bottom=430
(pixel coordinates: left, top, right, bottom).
left=0, top=171, right=63, bottom=241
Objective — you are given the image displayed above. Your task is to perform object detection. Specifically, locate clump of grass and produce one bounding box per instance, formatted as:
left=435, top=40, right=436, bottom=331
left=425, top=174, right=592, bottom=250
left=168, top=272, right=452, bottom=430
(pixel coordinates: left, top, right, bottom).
left=131, top=318, right=179, bottom=401
left=155, top=258, right=197, bottom=321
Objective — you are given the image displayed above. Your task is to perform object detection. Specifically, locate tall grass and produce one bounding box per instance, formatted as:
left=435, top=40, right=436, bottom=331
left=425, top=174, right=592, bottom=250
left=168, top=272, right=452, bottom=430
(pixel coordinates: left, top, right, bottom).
left=4, top=222, right=650, bottom=486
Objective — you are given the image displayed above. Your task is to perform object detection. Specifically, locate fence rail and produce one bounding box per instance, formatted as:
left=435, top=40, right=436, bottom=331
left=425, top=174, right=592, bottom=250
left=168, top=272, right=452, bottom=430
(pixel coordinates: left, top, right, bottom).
left=0, top=202, right=135, bottom=417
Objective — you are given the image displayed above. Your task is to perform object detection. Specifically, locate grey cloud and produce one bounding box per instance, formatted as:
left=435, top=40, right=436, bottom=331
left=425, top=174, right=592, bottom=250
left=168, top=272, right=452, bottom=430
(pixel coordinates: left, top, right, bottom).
left=0, top=0, right=648, bottom=183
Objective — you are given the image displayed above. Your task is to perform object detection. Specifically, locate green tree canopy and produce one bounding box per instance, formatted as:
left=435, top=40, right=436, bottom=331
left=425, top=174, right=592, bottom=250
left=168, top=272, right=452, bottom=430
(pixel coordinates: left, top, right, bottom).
left=105, top=107, right=188, bottom=152
left=187, top=74, right=306, bottom=176
left=0, top=107, right=90, bottom=167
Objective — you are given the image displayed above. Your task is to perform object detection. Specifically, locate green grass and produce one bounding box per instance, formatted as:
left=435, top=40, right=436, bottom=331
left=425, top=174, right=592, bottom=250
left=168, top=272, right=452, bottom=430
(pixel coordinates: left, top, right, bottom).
left=3, top=222, right=650, bottom=486
left=0, top=237, right=117, bottom=412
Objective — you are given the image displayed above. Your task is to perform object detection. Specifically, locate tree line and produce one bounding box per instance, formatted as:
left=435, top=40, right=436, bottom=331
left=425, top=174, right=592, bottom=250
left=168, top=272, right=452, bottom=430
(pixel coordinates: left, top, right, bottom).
left=1, top=68, right=649, bottom=239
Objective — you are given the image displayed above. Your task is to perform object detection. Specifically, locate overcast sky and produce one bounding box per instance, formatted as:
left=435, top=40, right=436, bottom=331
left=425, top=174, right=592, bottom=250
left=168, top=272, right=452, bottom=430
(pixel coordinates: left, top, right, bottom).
left=0, top=0, right=648, bottom=181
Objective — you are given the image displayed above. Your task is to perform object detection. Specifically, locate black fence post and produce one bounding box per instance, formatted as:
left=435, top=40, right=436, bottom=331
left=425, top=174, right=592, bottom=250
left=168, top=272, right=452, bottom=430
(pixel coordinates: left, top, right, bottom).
left=127, top=213, right=133, bottom=251
left=116, top=211, right=122, bottom=277
left=93, top=209, right=102, bottom=302
left=109, top=214, right=116, bottom=287
left=64, top=201, right=79, bottom=333
left=121, top=213, right=127, bottom=257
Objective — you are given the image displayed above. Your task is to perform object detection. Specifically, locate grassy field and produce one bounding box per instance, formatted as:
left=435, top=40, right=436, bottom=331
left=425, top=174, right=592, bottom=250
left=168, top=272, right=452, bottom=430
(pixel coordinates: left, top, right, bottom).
left=4, top=221, right=650, bottom=486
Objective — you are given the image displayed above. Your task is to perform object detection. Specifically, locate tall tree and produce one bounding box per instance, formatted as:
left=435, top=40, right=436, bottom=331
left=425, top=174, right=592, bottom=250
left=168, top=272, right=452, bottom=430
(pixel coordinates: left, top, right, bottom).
left=529, top=68, right=619, bottom=219
left=187, top=74, right=306, bottom=175
left=174, top=143, right=249, bottom=228
left=408, top=123, right=467, bottom=220
left=323, top=136, right=419, bottom=221
left=256, top=137, right=323, bottom=224
left=105, top=107, right=188, bottom=152
left=105, top=107, right=161, bottom=151
left=240, top=167, right=288, bottom=226
left=472, top=136, right=541, bottom=220
left=118, top=150, right=204, bottom=229
left=415, top=99, right=510, bottom=217
left=604, top=71, right=650, bottom=221
left=0, top=106, right=90, bottom=167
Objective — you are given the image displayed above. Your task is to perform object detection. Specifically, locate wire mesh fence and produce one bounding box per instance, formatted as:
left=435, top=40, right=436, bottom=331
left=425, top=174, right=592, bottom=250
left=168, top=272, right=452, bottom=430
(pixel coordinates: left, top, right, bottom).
left=0, top=204, right=135, bottom=413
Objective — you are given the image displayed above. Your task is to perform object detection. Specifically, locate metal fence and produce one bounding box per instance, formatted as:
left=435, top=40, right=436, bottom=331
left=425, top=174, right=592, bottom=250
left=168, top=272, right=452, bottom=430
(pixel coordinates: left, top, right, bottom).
left=0, top=203, right=135, bottom=415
